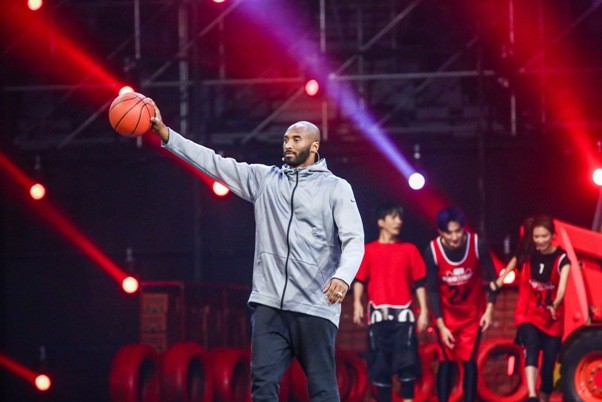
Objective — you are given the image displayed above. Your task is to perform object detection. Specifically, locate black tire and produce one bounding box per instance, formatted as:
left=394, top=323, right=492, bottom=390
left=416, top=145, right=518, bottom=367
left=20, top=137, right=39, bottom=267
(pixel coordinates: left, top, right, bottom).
left=560, top=330, right=602, bottom=402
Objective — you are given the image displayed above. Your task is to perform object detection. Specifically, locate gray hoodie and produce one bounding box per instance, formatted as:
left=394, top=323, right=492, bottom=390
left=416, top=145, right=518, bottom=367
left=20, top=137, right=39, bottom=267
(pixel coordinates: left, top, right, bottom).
left=164, top=129, right=364, bottom=326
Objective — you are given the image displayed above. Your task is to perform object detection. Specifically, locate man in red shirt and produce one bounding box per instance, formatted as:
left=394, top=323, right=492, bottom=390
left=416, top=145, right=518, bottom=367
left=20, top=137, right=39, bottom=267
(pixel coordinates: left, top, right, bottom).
left=353, top=202, right=428, bottom=402
left=423, top=207, right=498, bottom=402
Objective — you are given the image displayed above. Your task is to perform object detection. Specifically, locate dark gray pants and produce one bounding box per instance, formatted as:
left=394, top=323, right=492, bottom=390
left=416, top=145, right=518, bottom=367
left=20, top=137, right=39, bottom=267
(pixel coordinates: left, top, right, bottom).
left=250, top=304, right=339, bottom=402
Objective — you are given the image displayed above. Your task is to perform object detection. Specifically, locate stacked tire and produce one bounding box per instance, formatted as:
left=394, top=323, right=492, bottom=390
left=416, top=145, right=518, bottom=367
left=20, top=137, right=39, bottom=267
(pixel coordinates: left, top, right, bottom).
left=109, top=344, right=161, bottom=402
left=109, top=343, right=213, bottom=402
left=109, top=338, right=528, bottom=401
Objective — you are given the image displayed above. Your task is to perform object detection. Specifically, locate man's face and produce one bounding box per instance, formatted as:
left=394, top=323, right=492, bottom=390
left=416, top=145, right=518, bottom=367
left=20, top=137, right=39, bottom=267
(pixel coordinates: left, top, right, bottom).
left=438, top=221, right=465, bottom=249
left=378, top=213, right=403, bottom=238
left=282, top=128, right=317, bottom=168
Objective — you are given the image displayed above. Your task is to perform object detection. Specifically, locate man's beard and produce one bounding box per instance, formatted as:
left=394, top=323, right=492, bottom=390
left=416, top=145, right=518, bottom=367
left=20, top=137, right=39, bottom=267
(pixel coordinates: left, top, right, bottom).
left=285, top=147, right=311, bottom=167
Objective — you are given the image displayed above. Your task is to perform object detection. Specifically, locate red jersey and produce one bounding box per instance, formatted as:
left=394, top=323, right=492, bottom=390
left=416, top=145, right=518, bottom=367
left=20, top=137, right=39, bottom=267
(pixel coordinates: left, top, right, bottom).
left=430, top=233, right=485, bottom=330
left=515, top=249, right=567, bottom=337
left=355, top=241, right=426, bottom=325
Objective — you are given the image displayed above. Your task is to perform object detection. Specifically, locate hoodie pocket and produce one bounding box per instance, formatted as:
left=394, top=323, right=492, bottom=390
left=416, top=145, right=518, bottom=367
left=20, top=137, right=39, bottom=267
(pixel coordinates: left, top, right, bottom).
left=311, top=227, right=329, bottom=245
left=285, top=256, right=327, bottom=304
left=256, top=252, right=287, bottom=297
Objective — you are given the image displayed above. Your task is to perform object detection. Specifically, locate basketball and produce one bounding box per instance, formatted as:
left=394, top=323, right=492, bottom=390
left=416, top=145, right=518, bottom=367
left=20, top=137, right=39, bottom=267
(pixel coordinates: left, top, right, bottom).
left=108, top=92, right=155, bottom=137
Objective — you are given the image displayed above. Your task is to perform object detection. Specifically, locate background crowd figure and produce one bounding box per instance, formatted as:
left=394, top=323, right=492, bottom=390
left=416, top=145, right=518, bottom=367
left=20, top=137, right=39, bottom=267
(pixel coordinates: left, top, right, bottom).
left=353, top=204, right=569, bottom=402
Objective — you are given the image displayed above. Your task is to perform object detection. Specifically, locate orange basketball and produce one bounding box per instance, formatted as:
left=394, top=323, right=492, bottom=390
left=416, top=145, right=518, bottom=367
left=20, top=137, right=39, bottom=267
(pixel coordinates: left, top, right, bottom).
left=109, top=92, right=155, bottom=137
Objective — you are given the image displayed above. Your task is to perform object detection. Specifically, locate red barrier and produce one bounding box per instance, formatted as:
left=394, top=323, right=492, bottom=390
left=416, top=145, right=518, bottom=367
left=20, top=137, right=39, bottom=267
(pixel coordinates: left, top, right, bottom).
left=417, top=342, right=463, bottom=402
left=109, top=344, right=161, bottom=402
left=161, top=342, right=213, bottom=402
left=336, top=350, right=368, bottom=402
left=207, top=347, right=249, bottom=402
left=477, top=338, right=528, bottom=401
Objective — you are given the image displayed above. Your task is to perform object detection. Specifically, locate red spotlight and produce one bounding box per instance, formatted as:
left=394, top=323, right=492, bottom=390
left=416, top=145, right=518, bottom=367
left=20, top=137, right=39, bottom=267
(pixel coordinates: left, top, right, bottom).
left=121, top=276, right=139, bottom=294
left=27, top=0, right=43, bottom=11
left=29, top=183, right=46, bottom=200
left=0, top=352, right=51, bottom=391
left=212, top=181, right=230, bottom=197
left=145, top=137, right=231, bottom=195
left=305, top=79, right=320, bottom=96
left=593, top=168, right=602, bottom=187
left=0, top=150, right=133, bottom=289
left=119, top=86, right=135, bottom=96
left=35, top=374, right=51, bottom=391
left=5, top=2, right=123, bottom=106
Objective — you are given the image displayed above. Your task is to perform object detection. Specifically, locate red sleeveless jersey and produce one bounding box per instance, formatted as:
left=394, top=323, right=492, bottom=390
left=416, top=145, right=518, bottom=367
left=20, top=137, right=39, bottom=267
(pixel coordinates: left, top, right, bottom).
left=515, top=251, right=565, bottom=336
left=430, top=233, right=485, bottom=330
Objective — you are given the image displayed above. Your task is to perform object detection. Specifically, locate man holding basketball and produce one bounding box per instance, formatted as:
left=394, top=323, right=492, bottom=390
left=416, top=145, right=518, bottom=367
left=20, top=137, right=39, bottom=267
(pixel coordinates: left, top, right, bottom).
left=150, top=102, right=364, bottom=402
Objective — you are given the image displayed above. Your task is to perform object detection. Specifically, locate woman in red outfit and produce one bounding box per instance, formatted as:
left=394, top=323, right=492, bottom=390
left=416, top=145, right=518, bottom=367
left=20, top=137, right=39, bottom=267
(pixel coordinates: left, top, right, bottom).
left=496, top=215, right=570, bottom=402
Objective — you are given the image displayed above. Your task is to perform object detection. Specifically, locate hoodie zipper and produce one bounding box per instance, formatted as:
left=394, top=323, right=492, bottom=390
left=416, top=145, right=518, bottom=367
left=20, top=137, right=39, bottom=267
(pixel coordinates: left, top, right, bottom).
left=280, top=170, right=299, bottom=309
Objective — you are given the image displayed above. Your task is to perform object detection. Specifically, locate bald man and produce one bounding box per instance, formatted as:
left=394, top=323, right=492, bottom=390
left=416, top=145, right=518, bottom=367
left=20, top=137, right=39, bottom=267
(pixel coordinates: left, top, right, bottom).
left=150, top=103, right=364, bottom=402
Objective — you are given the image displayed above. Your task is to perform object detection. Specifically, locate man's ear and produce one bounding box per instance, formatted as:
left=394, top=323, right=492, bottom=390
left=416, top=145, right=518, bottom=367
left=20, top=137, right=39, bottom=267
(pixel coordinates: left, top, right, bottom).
left=312, top=141, right=320, bottom=153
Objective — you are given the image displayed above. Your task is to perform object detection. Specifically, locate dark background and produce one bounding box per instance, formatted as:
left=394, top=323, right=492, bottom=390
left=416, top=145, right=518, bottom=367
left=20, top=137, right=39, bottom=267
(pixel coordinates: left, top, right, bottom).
left=1, top=1, right=601, bottom=401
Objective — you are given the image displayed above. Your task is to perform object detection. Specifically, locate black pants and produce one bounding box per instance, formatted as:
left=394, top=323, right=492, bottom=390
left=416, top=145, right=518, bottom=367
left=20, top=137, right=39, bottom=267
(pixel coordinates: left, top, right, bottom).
left=367, top=320, right=421, bottom=386
left=250, top=304, right=339, bottom=401
left=516, top=323, right=562, bottom=394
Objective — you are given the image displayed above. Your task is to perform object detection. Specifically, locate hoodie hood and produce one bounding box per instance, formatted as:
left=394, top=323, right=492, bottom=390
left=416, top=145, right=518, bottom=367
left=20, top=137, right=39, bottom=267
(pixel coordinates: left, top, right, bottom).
left=282, top=158, right=331, bottom=181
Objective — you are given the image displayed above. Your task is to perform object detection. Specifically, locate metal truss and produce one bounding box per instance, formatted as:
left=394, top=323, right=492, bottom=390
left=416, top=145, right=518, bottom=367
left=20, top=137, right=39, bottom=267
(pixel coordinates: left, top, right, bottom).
left=2, top=0, right=601, bottom=152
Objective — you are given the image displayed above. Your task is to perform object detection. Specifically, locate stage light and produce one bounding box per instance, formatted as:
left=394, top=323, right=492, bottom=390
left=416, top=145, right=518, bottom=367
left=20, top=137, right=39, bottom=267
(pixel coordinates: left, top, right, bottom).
left=121, top=276, right=139, bottom=294
left=119, top=86, right=135, bottom=96
left=6, top=3, right=123, bottom=107
left=213, top=181, right=230, bottom=197
left=27, top=0, right=43, bottom=11
left=1, top=150, right=133, bottom=289
left=305, top=79, right=319, bottom=96
left=213, top=0, right=226, bottom=3
left=507, top=355, right=516, bottom=376
left=498, top=268, right=516, bottom=285
left=408, top=172, right=425, bottom=190
left=593, top=168, right=602, bottom=186
left=35, top=374, right=51, bottom=391
left=0, top=353, right=51, bottom=392
left=30, top=183, right=46, bottom=200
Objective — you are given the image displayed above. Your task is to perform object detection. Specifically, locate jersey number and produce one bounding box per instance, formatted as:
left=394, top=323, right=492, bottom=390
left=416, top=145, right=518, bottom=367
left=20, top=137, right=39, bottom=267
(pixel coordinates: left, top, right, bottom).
left=448, top=285, right=470, bottom=305
left=535, top=290, right=552, bottom=309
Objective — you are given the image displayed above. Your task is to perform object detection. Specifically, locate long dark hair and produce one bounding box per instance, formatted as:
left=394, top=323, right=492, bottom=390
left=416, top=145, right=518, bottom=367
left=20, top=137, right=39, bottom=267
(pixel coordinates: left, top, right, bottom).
left=515, top=215, right=556, bottom=266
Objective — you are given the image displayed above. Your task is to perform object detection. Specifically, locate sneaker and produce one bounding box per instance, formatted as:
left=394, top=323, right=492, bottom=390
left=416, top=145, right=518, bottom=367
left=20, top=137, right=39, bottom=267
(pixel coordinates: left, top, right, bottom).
left=527, top=397, right=538, bottom=402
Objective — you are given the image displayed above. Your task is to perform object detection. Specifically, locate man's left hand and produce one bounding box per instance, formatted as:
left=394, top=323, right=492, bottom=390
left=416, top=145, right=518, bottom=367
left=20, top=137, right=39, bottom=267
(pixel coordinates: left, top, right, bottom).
left=479, top=310, right=493, bottom=331
left=323, top=278, right=349, bottom=304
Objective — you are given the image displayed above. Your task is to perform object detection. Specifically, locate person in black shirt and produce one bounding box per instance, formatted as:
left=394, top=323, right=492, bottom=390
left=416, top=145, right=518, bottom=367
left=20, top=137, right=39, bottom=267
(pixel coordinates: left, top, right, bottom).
left=496, top=215, right=570, bottom=402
